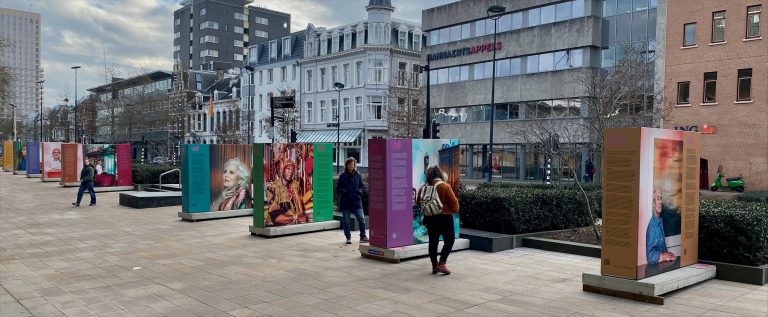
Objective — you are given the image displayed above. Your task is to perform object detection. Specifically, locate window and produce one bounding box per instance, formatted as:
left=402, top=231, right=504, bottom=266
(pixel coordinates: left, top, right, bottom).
left=200, top=8, right=206, bottom=16
left=331, top=65, right=338, bottom=85
left=541, top=5, right=556, bottom=24
left=437, top=68, right=448, bottom=84
left=343, top=98, right=351, bottom=121
left=306, top=70, right=313, bottom=92
left=254, top=17, right=268, bottom=25
left=269, top=41, right=277, bottom=59
left=412, top=64, right=421, bottom=87
left=281, top=66, right=287, bottom=82
left=737, top=68, right=752, bottom=101
left=496, top=59, right=510, bottom=77
left=539, top=52, right=554, bottom=72
left=747, top=5, right=761, bottom=38
left=254, top=30, right=268, bottom=38
left=369, top=58, right=387, bottom=84
left=317, top=100, right=328, bottom=123
left=200, top=49, right=218, bottom=57
left=259, top=71, right=263, bottom=85
left=200, top=21, right=218, bottom=30
left=526, top=55, right=539, bottom=73
left=343, top=63, right=350, bottom=86
left=355, top=61, right=363, bottom=86
left=331, top=99, right=339, bottom=122
left=174, top=45, right=180, bottom=52
left=282, top=37, right=291, bottom=56
left=174, top=32, right=180, bottom=39
left=357, top=29, right=366, bottom=47
left=267, top=69, right=273, bottom=83
left=234, top=54, right=243, bottom=61
left=234, top=39, right=244, bottom=47
left=175, top=18, right=180, bottom=26
left=398, top=62, right=407, bottom=86
left=320, top=67, right=327, bottom=90
left=200, top=36, right=218, bottom=44
left=527, top=8, right=541, bottom=27
left=677, top=81, right=690, bottom=104
left=703, top=72, right=717, bottom=103
left=332, top=35, right=339, bottom=53
left=711, top=11, right=726, bottom=43
left=292, top=65, right=297, bottom=80
left=306, top=102, right=313, bottom=123
left=355, top=96, right=363, bottom=120
left=344, top=32, right=352, bottom=50
left=398, top=31, right=407, bottom=48
left=234, top=12, right=247, bottom=21
left=368, top=96, right=384, bottom=120
left=556, top=2, right=572, bottom=21
left=683, top=23, right=697, bottom=46
left=234, top=26, right=244, bottom=34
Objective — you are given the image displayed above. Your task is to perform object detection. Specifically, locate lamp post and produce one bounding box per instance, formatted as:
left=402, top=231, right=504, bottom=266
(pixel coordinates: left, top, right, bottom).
left=71, top=66, right=81, bottom=142
left=9, top=103, right=17, bottom=141
left=486, top=4, right=505, bottom=183
left=244, top=65, right=255, bottom=144
left=333, top=82, right=344, bottom=174
left=63, top=98, right=69, bottom=142
left=418, top=63, right=431, bottom=138
left=37, top=80, right=45, bottom=142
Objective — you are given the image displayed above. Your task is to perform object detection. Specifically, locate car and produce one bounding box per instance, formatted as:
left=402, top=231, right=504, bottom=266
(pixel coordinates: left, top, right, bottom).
left=150, top=157, right=168, bottom=165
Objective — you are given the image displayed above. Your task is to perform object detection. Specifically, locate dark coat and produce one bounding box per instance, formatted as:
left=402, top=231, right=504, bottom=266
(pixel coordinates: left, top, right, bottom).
left=80, top=165, right=94, bottom=182
left=337, top=170, right=364, bottom=210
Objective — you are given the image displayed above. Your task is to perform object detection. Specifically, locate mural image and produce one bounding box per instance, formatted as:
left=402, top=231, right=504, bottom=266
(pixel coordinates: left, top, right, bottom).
left=209, top=145, right=253, bottom=212
left=411, top=139, right=461, bottom=244
left=14, top=141, right=26, bottom=172
left=85, top=145, right=118, bottom=187
left=263, top=144, right=314, bottom=227
left=43, top=142, right=63, bottom=179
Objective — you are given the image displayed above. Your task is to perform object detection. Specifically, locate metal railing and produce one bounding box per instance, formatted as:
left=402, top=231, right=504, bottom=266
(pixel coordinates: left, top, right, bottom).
left=159, top=168, right=180, bottom=191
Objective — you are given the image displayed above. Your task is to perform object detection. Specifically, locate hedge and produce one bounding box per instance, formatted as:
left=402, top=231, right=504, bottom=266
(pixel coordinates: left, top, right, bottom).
left=459, top=186, right=600, bottom=234
left=699, top=200, right=768, bottom=266
left=131, top=164, right=180, bottom=185
left=736, top=191, right=768, bottom=203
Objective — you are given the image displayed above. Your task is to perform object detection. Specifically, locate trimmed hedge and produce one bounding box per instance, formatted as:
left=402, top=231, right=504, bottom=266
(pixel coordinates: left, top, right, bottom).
left=459, top=186, right=600, bottom=234
left=132, top=164, right=180, bottom=185
left=737, top=191, right=768, bottom=203
left=699, top=200, right=768, bottom=266
left=478, top=182, right=603, bottom=192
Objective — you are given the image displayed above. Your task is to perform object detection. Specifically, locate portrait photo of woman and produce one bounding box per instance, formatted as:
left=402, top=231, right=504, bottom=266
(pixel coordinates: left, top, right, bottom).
left=211, top=158, right=253, bottom=211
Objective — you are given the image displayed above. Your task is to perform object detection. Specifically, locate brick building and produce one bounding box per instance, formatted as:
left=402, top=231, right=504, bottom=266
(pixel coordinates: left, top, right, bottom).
left=664, top=0, right=767, bottom=191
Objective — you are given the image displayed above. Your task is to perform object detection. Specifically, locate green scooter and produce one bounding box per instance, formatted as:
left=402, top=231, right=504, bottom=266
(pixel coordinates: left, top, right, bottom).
left=710, top=165, right=745, bottom=192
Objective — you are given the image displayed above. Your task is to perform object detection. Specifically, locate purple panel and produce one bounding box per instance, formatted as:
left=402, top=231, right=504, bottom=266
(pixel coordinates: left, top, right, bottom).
left=387, top=139, right=413, bottom=248
left=368, top=139, right=388, bottom=248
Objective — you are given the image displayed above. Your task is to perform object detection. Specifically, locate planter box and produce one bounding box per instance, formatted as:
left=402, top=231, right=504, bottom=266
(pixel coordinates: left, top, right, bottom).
left=459, top=228, right=576, bottom=253
left=523, top=237, right=601, bottom=258
left=699, top=260, right=768, bottom=286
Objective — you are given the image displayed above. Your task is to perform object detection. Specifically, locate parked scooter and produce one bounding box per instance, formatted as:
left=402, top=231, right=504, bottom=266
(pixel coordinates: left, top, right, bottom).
left=710, top=165, right=745, bottom=192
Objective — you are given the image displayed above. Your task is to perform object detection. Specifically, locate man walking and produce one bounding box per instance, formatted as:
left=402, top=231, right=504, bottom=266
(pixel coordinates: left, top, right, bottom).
left=337, top=157, right=368, bottom=244
left=72, top=159, right=96, bottom=207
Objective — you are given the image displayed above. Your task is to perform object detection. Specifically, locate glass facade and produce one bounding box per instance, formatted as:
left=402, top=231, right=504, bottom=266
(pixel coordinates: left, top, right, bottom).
left=0, top=9, right=41, bottom=117
left=459, top=143, right=589, bottom=181
left=601, top=0, right=658, bottom=67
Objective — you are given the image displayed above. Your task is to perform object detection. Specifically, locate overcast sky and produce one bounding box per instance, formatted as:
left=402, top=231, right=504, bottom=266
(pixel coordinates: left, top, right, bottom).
left=1, top=0, right=456, bottom=108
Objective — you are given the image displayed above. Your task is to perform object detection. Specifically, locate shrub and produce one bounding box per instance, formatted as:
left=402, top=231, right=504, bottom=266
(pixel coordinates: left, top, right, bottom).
left=459, top=186, right=599, bottom=234
left=737, top=191, right=768, bottom=203
left=472, top=183, right=602, bottom=218
left=699, top=200, right=768, bottom=266
left=132, top=164, right=180, bottom=185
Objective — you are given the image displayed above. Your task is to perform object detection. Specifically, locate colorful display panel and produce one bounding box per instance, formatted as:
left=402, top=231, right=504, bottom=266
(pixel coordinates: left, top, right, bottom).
left=13, top=141, right=25, bottom=172
left=601, top=128, right=700, bottom=280
left=83, top=144, right=132, bottom=187
left=42, top=142, right=63, bottom=180
left=368, top=139, right=461, bottom=249
left=2, top=140, right=12, bottom=171
left=209, top=144, right=253, bottom=212
left=60, top=143, right=84, bottom=185
left=26, top=142, right=41, bottom=175
left=181, top=144, right=211, bottom=213
left=252, top=143, right=333, bottom=228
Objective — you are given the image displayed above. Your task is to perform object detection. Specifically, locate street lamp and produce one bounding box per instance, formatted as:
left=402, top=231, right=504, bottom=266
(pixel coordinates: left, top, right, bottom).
left=9, top=103, right=17, bottom=141
left=244, top=65, right=255, bottom=144
left=418, top=64, right=431, bottom=138
left=71, top=66, right=81, bottom=142
left=333, top=82, right=344, bottom=174
left=37, top=80, right=45, bottom=142
left=63, top=98, right=69, bottom=142
left=486, top=4, right=505, bottom=183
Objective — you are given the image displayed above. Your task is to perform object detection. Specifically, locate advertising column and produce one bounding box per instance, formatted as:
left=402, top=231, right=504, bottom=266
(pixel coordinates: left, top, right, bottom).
left=26, top=142, right=41, bottom=176
left=60, top=143, right=84, bottom=186
left=368, top=139, right=413, bottom=249
left=115, top=144, right=132, bottom=186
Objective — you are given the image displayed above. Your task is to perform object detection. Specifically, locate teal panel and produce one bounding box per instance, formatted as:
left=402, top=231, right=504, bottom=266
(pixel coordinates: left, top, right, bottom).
left=312, top=143, right=333, bottom=222
left=181, top=144, right=211, bottom=212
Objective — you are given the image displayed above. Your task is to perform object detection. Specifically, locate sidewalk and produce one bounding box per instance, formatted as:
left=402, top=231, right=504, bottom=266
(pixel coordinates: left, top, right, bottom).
left=0, top=173, right=765, bottom=317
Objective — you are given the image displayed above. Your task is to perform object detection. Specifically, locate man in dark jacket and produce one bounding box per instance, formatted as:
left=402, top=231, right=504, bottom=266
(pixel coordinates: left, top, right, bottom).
left=337, top=157, right=368, bottom=244
left=73, top=159, right=96, bottom=207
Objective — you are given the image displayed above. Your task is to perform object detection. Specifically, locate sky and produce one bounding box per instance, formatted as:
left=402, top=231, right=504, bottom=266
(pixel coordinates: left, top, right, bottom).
left=0, top=0, right=456, bottom=109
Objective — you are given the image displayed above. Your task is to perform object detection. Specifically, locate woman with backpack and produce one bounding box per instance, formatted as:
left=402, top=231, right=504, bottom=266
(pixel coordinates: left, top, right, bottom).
left=416, top=166, right=459, bottom=275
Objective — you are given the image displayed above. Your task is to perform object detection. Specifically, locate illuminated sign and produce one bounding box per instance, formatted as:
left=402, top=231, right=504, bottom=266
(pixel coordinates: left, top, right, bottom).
left=673, top=124, right=717, bottom=134
left=427, top=42, right=503, bottom=61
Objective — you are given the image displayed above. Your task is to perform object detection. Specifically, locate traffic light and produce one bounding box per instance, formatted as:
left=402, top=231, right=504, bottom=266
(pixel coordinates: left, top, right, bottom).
left=290, top=129, right=297, bottom=143
left=431, top=120, right=440, bottom=139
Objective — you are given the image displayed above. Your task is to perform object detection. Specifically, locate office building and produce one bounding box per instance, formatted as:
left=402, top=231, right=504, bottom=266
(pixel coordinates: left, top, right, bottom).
left=422, top=0, right=662, bottom=181
left=664, top=0, right=767, bottom=190
left=173, top=0, right=290, bottom=71
left=0, top=7, right=41, bottom=119
left=299, top=0, right=424, bottom=167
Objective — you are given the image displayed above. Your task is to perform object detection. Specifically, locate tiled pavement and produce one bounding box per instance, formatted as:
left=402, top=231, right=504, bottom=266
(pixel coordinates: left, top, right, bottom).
left=0, top=173, right=766, bottom=317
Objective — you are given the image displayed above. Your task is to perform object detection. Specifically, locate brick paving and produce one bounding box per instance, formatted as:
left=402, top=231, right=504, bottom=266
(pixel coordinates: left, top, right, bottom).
left=0, top=173, right=766, bottom=317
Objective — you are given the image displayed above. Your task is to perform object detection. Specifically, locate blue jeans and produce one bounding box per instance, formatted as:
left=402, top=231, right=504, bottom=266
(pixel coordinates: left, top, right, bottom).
left=341, top=208, right=366, bottom=240
left=76, top=181, right=96, bottom=205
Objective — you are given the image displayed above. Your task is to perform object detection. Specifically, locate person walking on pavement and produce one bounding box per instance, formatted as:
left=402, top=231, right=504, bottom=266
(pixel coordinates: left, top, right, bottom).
left=417, top=166, right=460, bottom=275
left=337, top=157, right=368, bottom=245
left=72, top=159, right=96, bottom=207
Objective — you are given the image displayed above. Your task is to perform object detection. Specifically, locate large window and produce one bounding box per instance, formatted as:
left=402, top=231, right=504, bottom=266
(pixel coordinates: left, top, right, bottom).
left=398, top=62, right=407, bottom=86
left=320, top=67, right=327, bottom=90
left=305, top=102, right=313, bottom=123
left=711, top=11, right=726, bottom=43
left=355, top=61, right=363, bottom=86
left=676, top=81, right=690, bottom=104
left=331, top=65, right=338, bottom=85
left=200, top=21, right=218, bottom=30
left=306, top=70, right=313, bottom=92
left=319, top=100, right=327, bottom=123
left=398, top=31, right=407, bottom=48
left=355, top=96, right=363, bottom=120
left=737, top=68, right=752, bottom=101
left=234, top=12, right=246, bottom=20
left=343, top=63, right=350, bottom=86
left=683, top=23, right=697, bottom=46
left=269, top=41, right=277, bottom=59
left=747, top=5, right=761, bottom=39
left=331, top=99, right=339, bottom=122
left=368, top=96, right=385, bottom=120
left=369, top=58, right=387, bottom=84
left=343, top=98, right=351, bottom=121
left=234, top=26, right=244, bottom=34
left=703, top=72, right=717, bottom=103
left=282, top=37, right=291, bottom=56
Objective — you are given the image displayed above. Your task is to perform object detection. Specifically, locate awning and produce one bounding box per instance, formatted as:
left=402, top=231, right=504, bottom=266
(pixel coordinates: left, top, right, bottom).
left=297, top=129, right=363, bottom=143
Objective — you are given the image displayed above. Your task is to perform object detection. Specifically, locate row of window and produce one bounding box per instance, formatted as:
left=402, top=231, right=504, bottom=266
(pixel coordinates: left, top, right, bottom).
left=304, top=96, right=386, bottom=123
left=433, top=98, right=583, bottom=125
left=682, top=5, right=762, bottom=47
left=428, top=48, right=584, bottom=85
left=602, top=0, right=658, bottom=17
left=308, top=25, right=422, bottom=58
left=676, top=69, right=753, bottom=105
left=248, top=65, right=298, bottom=86
left=305, top=61, right=367, bottom=92
left=428, top=0, right=585, bottom=46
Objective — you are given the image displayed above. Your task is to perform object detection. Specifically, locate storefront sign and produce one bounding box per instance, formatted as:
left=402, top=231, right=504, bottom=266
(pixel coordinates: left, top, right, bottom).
left=427, top=42, right=503, bottom=61
left=673, top=124, right=717, bottom=134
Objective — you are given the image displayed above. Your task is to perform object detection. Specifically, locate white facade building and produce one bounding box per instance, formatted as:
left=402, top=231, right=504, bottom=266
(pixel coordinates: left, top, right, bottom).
left=299, top=0, right=423, bottom=167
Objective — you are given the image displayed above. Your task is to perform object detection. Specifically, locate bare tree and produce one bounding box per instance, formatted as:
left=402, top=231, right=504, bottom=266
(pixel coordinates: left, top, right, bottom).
left=387, top=68, right=424, bottom=138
